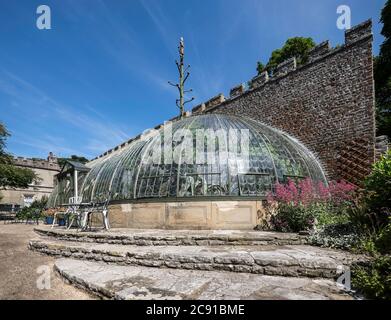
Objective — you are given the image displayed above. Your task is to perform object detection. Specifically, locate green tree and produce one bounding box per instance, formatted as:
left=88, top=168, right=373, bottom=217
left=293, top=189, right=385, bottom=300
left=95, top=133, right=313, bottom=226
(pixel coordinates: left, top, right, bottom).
left=256, top=61, right=265, bottom=74
left=0, top=123, right=38, bottom=189
left=257, top=37, right=316, bottom=75
left=375, top=0, right=391, bottom=138
left=0, top=123, right=11, bottom=163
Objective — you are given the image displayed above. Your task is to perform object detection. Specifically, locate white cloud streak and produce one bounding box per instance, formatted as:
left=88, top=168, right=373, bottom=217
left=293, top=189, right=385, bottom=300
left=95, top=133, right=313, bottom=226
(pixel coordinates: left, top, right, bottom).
left=0, top=69, right=131, bottom=158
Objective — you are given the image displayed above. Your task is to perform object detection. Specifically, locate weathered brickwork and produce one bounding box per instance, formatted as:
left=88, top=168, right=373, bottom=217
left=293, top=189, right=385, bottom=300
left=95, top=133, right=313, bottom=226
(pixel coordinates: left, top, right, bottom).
left=201, top=20, right=376, bottom=183
left=229, top=84, right=245, bottom=98
left=205, top=93, right=226, bottom=109
left=250, top=71, right=269, bottom=90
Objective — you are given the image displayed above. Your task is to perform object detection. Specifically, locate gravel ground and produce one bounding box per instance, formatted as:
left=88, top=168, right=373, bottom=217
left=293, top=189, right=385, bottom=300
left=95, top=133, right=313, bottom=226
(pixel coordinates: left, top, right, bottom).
left=0, top=223, right=93, bottom=300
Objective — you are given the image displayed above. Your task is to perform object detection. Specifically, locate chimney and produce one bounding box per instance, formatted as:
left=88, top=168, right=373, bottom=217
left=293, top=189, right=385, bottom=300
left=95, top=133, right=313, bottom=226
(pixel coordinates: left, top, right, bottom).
left=47, top=152, right=57, bottom=163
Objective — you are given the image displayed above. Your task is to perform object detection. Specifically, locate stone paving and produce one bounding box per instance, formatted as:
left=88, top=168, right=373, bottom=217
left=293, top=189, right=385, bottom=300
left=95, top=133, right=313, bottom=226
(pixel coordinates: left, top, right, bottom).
left=29, top=237, right=364, bottom=278
left=55, top=258, right=353, bottom=300
left=34, top=226, right=307, bottom=246
left=27, top=227, right=366, bottom=300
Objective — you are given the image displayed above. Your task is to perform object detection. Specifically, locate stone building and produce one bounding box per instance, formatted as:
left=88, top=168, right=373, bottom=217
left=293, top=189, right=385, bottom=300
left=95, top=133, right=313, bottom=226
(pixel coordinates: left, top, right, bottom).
left=0, top=152, right=60, bottom=208
left=48, top=20, right=383, bottom=230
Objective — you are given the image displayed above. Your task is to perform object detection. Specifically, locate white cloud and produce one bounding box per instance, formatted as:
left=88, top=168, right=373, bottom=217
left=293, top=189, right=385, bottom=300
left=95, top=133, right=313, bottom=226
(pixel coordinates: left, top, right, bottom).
left=138, top=0, right=177, bottom=58
left=0, top=69, right=132, bottom=157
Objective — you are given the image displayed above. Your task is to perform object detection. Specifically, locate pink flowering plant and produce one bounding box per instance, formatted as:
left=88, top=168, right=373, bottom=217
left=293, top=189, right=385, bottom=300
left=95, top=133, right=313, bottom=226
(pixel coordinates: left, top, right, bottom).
left=266, top=178, right=357, bottom=232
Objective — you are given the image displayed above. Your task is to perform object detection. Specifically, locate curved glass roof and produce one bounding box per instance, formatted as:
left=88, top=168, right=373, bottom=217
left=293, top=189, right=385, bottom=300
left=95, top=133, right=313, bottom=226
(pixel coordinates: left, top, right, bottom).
left=48, top=114, right=327, bottom=206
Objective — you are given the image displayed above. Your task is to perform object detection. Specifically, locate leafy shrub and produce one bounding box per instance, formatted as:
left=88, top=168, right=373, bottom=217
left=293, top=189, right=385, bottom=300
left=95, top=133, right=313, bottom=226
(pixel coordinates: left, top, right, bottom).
left=356, top=237, right=378, bottom=255
left=266, top=178, right=356, bottom=232
left=305, top=153, right=391, bottom=300
left=350, top=152, right=391, bottom=257
left=345, top=200, right=376, bottom=233
left=352, top=255, right=391, bottom=300
left=16, top=196, right=48, bottom=220
left=316, top=207, right=350, bottom=226
left=270, top=204, right=316, bottom=232
left=375, top=221, right=391, bottom=254
left=308, top=223, right=362, bottom=250
left=355, top=217, right=391, bottom=255
left=340, top=152, right=391, bottom=256
left=311, top=214, right=391, bottom=255
left=364, top=150, right=391, bottom=228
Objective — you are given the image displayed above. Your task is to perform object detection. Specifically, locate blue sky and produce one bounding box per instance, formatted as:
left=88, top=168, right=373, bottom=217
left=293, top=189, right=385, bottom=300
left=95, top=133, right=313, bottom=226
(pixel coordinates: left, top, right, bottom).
left=0, top=0, right=386, bottom=160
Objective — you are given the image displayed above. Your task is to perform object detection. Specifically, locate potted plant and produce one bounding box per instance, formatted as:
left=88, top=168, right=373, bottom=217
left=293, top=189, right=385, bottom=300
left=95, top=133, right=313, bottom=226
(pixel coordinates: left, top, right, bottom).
left=58, top=216, right=66, bottom=226
left=43, top=208, right=55, bottom=225
left=55, top=207, right=67, bottom=227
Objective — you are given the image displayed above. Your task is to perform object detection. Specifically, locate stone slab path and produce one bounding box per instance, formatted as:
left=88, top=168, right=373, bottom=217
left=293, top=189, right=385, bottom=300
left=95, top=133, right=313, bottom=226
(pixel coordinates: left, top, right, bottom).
left=34, top=226, right=307, bottom=246
left=28, top=227, right=367, bottom=300
left=29, top=238, right=363, bottom=278
left=55, top=258, right=353, bottom=300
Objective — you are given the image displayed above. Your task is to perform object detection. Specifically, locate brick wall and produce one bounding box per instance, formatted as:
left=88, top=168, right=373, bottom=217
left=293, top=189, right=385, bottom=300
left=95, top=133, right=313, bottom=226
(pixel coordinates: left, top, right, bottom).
left=193, top=20, right=375, bottom=185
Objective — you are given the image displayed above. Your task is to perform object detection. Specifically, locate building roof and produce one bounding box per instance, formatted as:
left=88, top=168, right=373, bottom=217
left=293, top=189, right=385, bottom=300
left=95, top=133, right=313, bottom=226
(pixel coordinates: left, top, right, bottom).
left=66, top=160, right=90, bottom=172
left=57, top=160, right=90, bottom=177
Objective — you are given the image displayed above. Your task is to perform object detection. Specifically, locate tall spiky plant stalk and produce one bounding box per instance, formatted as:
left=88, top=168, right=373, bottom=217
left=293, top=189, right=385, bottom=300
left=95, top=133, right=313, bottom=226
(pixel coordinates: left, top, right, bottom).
left=169, top=37, right=194, bottom=118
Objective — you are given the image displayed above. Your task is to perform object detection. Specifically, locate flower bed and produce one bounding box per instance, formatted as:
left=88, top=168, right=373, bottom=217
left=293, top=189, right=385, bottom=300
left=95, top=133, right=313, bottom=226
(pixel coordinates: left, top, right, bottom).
left=261, top=178, right=356, bottom=233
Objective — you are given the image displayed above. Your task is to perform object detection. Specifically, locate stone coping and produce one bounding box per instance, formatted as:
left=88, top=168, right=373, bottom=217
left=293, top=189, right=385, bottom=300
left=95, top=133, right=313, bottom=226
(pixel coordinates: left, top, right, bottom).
left=34, top=226, right=308, bottom=246
left=29, top=239, right=365, bottom=279
left=54, top=258, right=353, bottom=300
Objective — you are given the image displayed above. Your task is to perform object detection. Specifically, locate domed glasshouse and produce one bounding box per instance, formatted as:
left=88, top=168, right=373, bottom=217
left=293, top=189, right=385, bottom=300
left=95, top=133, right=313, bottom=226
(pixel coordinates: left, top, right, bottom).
left=48, top=114, right=327, bottom=229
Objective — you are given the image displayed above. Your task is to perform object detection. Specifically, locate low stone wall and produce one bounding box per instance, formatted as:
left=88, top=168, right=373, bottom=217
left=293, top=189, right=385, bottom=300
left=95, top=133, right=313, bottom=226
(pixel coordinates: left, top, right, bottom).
left=89, top=200, right=265, bottom=229
left=30, top=239, right=352, bottom=278
left=34, top=227, right=307, bottom=246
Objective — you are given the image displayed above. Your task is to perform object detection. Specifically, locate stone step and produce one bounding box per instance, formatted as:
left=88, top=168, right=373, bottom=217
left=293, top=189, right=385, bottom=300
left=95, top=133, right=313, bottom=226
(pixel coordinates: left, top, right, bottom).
left=54, top=258, right=353, bottom=300
left=34, top=227, right=307, bottom=246
left=29, top=238, right=364, bottom=279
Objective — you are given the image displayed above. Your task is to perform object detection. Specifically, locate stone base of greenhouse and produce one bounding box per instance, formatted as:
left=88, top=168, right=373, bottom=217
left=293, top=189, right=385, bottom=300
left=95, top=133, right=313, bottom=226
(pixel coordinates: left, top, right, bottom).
left=91, top=200, right=265, bottom=230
